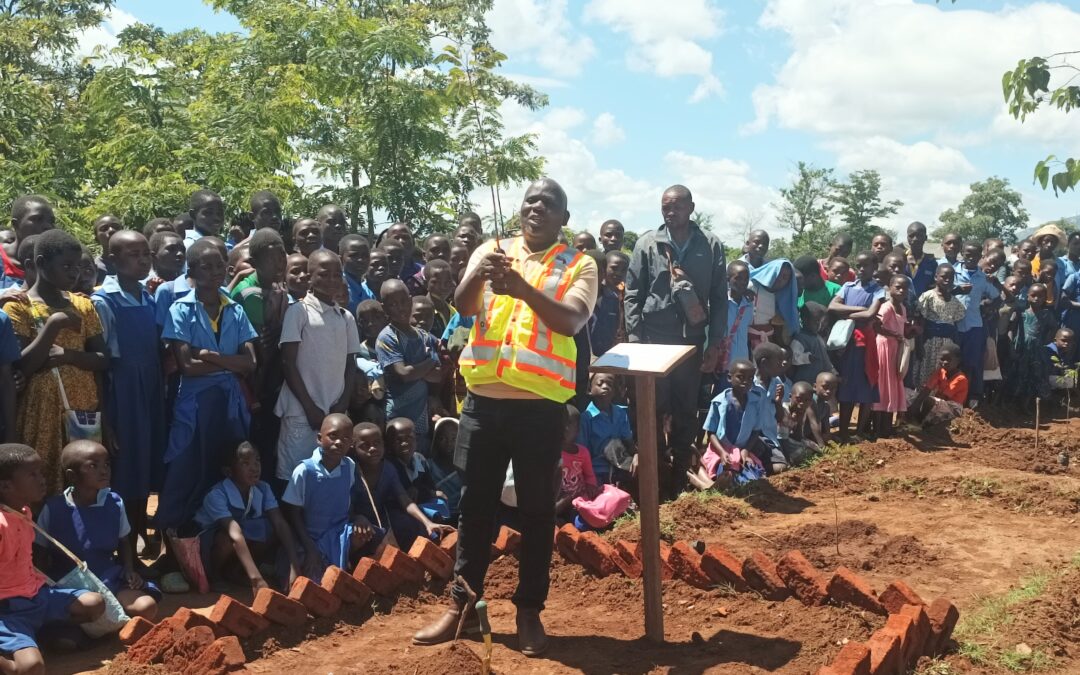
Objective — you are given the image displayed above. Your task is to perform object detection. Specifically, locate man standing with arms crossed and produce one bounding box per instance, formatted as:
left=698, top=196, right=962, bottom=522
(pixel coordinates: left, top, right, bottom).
left=625, top=185, right=727, bottom=497
left=412, top=178, right=597, bottom=656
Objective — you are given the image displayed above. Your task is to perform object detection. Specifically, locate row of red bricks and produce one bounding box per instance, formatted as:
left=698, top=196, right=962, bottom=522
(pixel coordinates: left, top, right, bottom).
left=554, top=524, right=960, bottom=675
left=117, top=527, right=522, bottom=674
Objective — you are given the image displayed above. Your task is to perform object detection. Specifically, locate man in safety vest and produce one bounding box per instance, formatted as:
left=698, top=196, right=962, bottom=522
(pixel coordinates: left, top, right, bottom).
left=412, top=178, right=598, bottom=656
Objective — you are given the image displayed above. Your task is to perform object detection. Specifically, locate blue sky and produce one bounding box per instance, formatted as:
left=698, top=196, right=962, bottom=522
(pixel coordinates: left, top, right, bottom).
left=103, top=0, right=1080, bottom=242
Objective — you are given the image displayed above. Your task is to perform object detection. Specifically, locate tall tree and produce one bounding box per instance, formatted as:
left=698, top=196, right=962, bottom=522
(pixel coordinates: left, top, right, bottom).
left=830, top=169, right=902, bottom=253
left=773, top=161, right=836, bottom=259
left=935, top=177, right=1029, bottom=244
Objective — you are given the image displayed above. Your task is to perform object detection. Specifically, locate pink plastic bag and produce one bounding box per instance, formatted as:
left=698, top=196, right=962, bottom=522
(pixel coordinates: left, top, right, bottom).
left=166, top=528, right=209, bottom=594
left=572, top=484, right=632, bottom=529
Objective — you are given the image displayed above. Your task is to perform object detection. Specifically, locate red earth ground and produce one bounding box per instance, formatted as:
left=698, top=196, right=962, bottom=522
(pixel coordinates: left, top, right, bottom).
left=56, top=408, right=1080, bottom=674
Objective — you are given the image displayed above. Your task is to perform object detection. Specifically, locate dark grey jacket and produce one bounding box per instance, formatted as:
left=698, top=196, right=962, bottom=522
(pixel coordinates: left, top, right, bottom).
left=624, top=222, right=728, bottom=347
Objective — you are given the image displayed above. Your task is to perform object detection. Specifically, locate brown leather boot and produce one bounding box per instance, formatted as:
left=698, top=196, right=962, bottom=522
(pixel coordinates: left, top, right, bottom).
left=412, top=602, right=479, bottom=646
left=516, top=608, right=548, bottom=657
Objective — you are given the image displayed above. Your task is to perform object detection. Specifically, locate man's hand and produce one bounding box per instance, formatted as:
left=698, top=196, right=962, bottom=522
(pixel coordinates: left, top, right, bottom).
left=477, top=251, right=511, bottom=282
left=490, top=266, right=530, bottom=299
left=701, top=344, right=722, bottom=373
left=304, top=404, right=325, bottom=432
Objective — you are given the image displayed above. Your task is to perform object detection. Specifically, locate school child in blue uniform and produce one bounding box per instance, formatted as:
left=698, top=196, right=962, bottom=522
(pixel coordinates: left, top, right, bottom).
left=195, top=442, right=301, bottom=592
left=0, top=308, right=18, bottom=443
left=91, top=231, right=167, bottom=567
left=282, top=414, right=361, bottom=579
left=0, top=444, right=104, bottom=675
left=37, top=441, right=159, bottom=620
left=158, top=238, right=257, bottom=536
left=351, top=422, right=453, bottom=556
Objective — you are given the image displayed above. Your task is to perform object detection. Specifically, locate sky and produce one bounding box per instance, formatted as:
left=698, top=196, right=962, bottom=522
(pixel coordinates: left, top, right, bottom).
left=96, top=0, right=1080, bottom=242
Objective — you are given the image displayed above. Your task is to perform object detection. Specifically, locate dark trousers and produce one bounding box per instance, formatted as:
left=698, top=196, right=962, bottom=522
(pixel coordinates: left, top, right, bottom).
left=452, top=393, right=566, bottom=610
left=650, top=335, right=704, bottom=496
left=959, top=327, right=986, bottom=399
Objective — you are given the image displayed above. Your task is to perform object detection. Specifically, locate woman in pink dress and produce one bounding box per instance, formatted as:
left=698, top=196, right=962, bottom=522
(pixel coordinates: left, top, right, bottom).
left=872, top=274, right=911, bottom=437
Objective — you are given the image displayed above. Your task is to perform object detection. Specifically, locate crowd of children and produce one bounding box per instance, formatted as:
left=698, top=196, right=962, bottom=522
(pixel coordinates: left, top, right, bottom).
left=1, top=187, right=1079, bottom=671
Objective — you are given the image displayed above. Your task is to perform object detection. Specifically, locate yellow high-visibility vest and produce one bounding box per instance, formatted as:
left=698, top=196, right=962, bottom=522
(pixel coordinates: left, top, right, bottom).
left=459, top=238, right=588, bottom=403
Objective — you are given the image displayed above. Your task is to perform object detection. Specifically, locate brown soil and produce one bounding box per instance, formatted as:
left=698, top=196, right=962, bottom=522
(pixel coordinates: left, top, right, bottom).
left=1003, top=569, right=1080, bottom=663
left=55, top=412, right=1080, bottom=674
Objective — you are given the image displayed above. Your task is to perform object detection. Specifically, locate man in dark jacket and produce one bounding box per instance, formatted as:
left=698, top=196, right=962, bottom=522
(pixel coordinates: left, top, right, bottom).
left=624, top=184, right=727, bottom=496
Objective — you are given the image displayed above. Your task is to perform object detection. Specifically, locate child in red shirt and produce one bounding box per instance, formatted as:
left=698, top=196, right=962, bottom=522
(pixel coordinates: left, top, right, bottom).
left=556, top=406, right=600, bottom=525
left=0, top=444, right=104, bottom=673
left=909, top=344, right=968, bottom=427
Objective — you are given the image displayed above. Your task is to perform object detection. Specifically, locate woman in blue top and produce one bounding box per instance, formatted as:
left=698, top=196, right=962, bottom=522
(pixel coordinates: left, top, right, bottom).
left=158, top=238, right=257, bottom=533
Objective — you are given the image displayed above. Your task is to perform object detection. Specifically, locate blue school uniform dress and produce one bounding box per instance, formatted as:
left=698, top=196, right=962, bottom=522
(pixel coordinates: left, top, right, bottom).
left=745, top=258, right=800, bottom=336
left=282, top=449, right=356, bottom=577
left=577, top=401, right=633, bottom=484
left=157, top=289, right=257, bottom=530
left=1057, top=255, right=1080, bottom=291
left=93, top=277, right=168, bottom=500
left=703, top=385, right=784, bottom=471
left=1060, top=272, right=1080, bottom=336
left=835, top=280, right=881, bottom=405
left=344, top=272, right=376, bottom=315
left=352, top=463, right=425, bottom=554
left=376, top=324, right=439, bottom=451
left=195, top=478, right=278, bottom=543
left=954, top=266, right=999, bottom=399
left=37, top=488, right=162, bottom=601
left=0, top=309, right=19, bottom=439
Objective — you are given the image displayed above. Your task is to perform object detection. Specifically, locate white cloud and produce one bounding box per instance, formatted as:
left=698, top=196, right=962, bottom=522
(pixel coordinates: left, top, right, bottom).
left=663, top=151, right=779, bottom=241
left=825, top=137, right=974, bottom=237
left=749, top=0, right=1080, bottom=139
left=585, top=0, right=725, bottom=102
left=74, top=7, right=138, bottom=60
left=543, top=107, right=587, bottom=131
left=590, top=112, right=625, bottom=147
left=487, top=0, right=596, bottom=77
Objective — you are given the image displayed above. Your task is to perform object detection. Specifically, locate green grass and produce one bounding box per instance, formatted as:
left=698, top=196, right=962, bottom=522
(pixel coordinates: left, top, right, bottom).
left=957, top=477, right=1001, bottom=500
left=876, top=476, right=930, bottom=497
left=918, top=662, right=958, bottom=675
left=797, top=442, right=871, bottom=471
left=954, top=570, right=1054, bottom=670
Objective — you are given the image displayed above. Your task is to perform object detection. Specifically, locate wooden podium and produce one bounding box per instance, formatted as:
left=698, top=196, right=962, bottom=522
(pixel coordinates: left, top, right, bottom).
left=590, top=342, right=697, bottom=643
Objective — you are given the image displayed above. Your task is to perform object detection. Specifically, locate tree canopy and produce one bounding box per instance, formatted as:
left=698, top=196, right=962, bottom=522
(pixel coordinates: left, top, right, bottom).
left=0, top=0, right=546, bottom=242
left=935, top=177, right=1029, bottom=244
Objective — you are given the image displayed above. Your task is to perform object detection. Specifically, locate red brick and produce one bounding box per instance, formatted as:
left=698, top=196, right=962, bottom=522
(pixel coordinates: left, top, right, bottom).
left=897, top=604, right=931, bottom=667
left=409, top=537, right=455, bottom=580
left=322, top=565, right=374, bottom=606
left=776, top=550, right=828, bottom=606
left=608, top=546, right=641, bottom=578
left=353, top=557, right=400, bottom=596
left=700, top=546, right=749, bottom=591
left=162, top=626, right=215, bottom=671
left=128, top=616, right=186, bottom=664
left=120, top=616, right=154, bottom=645
left=288, top=576, right=342, bottom=618
left=556, top=524, right=581, bottom=563
left=667, top=541, right=713, bottom=589
left=174, top=607, right=230, bottom=638
left=659, top=541, right=673, bottom=565
left=252, top=588, right=309, bottom=627
left=742, top=551, right=790, bottom=601
left=925, top=597, right=960, bottom=657
left=881, top=612, right=915, bottom=666
left=378, top=545, right=426, bottom=585
left=574, top=531, right=619, bottom=577
left=827, top=567, right=886, bottom=615
left=878, top=580, right=925, bottom=615
left=208, top=595, right=270, bottom=638
left=438, top=530, right=458, bottom=559
left=494, top=526, right=521, bottom=555
left=631, top=541, right=675, bottom=581
left=866, top=629, right=902, bottom=675
left=817, top=642, right=871, bottom=675
left=182, top=635, right=246, bottom=675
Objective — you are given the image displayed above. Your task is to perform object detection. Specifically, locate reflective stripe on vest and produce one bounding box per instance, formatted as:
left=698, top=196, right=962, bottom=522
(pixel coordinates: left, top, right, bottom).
left=459, top=238, right=585, bottom=402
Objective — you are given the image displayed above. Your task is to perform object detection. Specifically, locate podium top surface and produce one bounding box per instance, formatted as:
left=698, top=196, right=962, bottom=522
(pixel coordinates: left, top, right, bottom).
left=590, top=343, right=697, bottom=378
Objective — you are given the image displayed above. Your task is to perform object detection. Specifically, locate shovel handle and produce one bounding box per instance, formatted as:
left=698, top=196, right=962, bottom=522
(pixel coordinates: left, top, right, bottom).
left=475, top=600, right=492, bottom=636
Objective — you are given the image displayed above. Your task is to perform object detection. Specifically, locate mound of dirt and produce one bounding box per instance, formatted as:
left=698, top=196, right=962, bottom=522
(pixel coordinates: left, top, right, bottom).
left=988, top=566, right=1080, bottom=663
left=760, top=519, right=937, bottom=575
left=99, top=658, right=166, bottom=675
left=371, top=641, right=485, bottom=675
